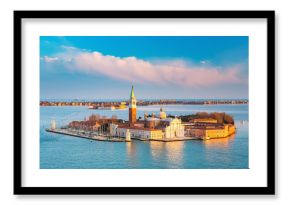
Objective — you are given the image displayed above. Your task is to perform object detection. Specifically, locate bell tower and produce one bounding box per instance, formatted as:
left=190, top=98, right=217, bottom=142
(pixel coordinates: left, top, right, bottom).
left=129, top=85, right=137, bottom=125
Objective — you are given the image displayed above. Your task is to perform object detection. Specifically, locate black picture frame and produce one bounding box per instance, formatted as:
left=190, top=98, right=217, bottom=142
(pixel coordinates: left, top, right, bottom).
left=14, top=10, right=275, bottom=195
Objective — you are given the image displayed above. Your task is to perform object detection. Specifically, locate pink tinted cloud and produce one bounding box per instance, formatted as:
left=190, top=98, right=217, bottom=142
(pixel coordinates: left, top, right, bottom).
left=43, top=49, right=244, bottom=87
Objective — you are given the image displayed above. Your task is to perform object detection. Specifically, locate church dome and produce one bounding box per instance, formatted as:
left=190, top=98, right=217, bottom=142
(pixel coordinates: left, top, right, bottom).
left=158, top=107, right=167, bottom=119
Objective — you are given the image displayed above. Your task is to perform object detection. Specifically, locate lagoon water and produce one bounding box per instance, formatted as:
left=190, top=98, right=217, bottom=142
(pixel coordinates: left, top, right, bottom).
left=40, top=104, right=248, bottom=169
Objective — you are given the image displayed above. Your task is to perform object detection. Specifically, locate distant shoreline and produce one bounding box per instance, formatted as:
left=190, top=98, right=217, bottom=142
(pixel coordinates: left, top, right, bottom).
left=40, top=99, right=248, bottom=107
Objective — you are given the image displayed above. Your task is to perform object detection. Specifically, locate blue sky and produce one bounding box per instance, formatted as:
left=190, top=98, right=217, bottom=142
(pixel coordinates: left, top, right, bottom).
left=40, top=36, right=248, bottom=100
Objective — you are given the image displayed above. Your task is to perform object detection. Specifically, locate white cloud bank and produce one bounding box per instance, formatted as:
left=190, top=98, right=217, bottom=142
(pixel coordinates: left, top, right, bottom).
left=42, top=47, right=246, bottom=87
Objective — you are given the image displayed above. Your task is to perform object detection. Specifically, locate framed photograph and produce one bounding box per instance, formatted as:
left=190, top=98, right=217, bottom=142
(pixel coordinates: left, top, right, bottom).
left=14, top=10, right=275, bottom=195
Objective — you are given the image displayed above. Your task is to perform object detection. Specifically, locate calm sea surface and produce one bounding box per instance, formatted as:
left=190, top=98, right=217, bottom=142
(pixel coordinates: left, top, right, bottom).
left=40, top=104, right=248, bottom=169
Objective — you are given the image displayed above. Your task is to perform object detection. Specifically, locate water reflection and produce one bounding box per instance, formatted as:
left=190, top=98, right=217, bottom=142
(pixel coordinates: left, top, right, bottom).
left=165, top=142, right=184, bottom=168
left=203, top=134, right=235, bottom=149
left=126, top=142, right=138, bottom=167
left=202, top=135, right=236, bottom=168
left=150, top=141, right=184, bottom=168
left=149, top=141, right=164, bottom=160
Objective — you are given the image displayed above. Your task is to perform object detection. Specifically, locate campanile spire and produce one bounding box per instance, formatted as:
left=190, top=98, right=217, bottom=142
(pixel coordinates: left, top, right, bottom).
left=130, top=85, right=135, bottom=99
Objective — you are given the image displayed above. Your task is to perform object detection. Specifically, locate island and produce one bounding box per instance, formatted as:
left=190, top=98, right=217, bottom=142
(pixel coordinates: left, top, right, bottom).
left=46, top=86, right=236, bottom=142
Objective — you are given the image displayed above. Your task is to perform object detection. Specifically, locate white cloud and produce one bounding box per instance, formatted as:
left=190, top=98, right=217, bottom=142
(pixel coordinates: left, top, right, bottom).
left=41, top=47, right=246, bottom=87
left=43, top=56, right=58, bottom=63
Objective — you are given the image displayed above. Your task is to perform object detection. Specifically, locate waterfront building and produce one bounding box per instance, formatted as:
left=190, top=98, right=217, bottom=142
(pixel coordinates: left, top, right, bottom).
left=113, top=125, right=163, bottom=140
left=185, top=122, right=236, bottom=140
left=69, top=120, right=101, bottom=131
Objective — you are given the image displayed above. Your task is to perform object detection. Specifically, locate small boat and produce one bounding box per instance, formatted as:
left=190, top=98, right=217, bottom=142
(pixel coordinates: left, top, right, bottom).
left=98, top=106, right=115, bottom=110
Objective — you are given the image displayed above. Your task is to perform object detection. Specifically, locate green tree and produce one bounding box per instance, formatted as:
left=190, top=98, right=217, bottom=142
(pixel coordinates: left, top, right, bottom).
left=224, top=114, right=234, bottom=124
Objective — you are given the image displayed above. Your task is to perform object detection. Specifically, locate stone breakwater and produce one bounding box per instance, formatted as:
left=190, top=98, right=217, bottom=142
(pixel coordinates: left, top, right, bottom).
left=46, top=128, right=126, bottom=142
left=46, top=128, right=199, bottom=142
